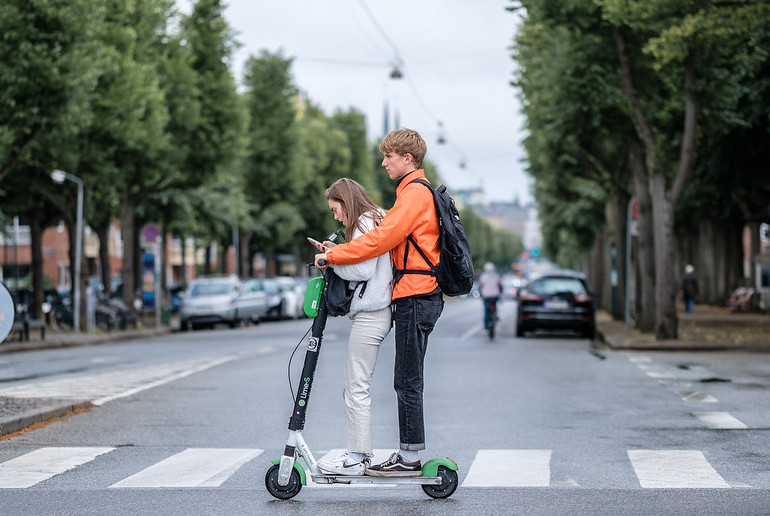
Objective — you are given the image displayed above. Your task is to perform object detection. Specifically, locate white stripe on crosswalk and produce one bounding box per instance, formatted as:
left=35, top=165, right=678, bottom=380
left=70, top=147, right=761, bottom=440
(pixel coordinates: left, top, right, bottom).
left=462, top=449, right=551, bottom=487
left=628, top=450, right=730, bottom=488
left=110, top=448, right=262, bottom=488
left=0, top=447, right=114, bottom=488
left=693, top=411, right=749, bottom=430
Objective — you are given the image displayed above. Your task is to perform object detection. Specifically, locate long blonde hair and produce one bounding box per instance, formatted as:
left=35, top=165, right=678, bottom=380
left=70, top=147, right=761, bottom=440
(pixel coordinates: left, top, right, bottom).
left=325, top=178, right=384, bottom=242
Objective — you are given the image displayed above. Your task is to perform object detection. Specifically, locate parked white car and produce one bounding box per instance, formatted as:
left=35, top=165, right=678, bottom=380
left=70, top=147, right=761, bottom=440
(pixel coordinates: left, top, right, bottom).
left=232, top=278, right=270, bottom=324
left=179, top=275, right=241, bottom=331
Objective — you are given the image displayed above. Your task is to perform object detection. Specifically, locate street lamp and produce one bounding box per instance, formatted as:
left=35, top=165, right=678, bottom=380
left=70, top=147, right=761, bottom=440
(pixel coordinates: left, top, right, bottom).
left=51, top=169, right=83, bottom=333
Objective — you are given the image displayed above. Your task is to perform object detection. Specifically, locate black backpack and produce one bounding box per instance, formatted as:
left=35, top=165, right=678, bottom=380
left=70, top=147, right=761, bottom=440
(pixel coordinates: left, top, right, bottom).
left=325, top=267, right=367, bottom=317
left=394, top=179, right=474, bottom=296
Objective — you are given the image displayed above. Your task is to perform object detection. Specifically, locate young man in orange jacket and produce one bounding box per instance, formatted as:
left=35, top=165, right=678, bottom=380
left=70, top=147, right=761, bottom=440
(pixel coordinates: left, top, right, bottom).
left=315, top=128, right=443, bottom=477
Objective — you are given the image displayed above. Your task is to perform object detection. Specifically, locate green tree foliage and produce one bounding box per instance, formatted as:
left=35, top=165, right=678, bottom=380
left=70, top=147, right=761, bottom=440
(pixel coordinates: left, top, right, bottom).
left=0, top=0, right=102, bottom=181
left=241, top=50, right=304, bottom=266
left=512, top=0, right=770, bottom=338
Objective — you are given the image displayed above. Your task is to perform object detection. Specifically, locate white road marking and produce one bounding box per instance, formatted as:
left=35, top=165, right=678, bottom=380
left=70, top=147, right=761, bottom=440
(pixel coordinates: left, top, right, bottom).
left=676, top=391, right=718, bottom=403
left=110, top=448, right=262, bottom=488
left=0, top=447, right=114, bottom=488
left=627, top=355, right=651, bottom=363
left=693, top=411, right=749, bottom=430
left=0, top=355, right=238, bottom=406
left=628, top=450, right=730, bottom=488
left=462, top=449, right=552, bottom=487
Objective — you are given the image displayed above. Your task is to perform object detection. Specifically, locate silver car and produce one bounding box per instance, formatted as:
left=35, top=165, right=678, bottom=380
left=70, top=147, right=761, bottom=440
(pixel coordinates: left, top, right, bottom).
left=179, top=275, right=241, bottom=331
left=233, top=278, right=270, bottom=324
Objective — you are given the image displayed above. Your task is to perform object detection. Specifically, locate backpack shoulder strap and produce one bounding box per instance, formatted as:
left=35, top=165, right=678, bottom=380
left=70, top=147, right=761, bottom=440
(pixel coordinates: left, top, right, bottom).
left=393, top=179, right=438, bottom=284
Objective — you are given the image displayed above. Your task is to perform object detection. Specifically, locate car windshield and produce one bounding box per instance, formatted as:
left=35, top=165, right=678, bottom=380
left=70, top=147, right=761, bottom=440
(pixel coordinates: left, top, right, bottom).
left=530, top=278, right=586, bottom=296
left=243, top=280, right=264, bottom=293
left=262, top=281, right=279, bottom=294
left=189, top=283, right=233, bottom=297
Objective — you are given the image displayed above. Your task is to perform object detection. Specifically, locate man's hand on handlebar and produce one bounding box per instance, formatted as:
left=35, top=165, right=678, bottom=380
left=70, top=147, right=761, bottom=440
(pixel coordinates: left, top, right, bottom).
left=314, top=253, right=329, bottom=269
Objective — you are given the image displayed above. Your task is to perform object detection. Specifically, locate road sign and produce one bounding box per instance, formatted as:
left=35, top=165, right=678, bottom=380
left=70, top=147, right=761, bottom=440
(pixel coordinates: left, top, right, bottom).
left=141, top=223, right=161, bottom=246
left=0, top=283, right=13, bottom=342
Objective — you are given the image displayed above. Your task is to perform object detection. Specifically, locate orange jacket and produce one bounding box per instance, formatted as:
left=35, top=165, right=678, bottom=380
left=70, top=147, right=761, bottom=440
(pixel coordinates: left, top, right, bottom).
left=326, top=169, right=440, bottom=300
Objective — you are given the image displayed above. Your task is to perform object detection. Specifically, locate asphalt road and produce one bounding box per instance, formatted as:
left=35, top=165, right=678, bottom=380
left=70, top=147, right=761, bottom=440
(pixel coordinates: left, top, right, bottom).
left=1, top=298, right=769, bottom=515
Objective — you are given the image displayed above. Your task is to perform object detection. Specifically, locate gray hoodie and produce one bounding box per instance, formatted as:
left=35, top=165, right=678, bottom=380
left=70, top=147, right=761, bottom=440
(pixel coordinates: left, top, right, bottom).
left=331, top=211, right=393, bottom=316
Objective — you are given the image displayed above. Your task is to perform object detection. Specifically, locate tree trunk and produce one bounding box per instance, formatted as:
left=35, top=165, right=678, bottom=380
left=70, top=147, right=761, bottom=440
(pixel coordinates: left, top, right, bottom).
left=29, top=211, right=44, bottom=319
left=697, top=220, right=716, bottom=304
left=96, top=223, right=111, bottom=293
left=650, top=171, right=678, bottom=339
left=610, top=193, right=628, bottom=320
left=240, top=229, right=253, bottom=277
left=614, top=26, right=699, bottom=340
left=121, top=202, right=137, bottom=311
left=181, top=234, right=188, bottom=285
left=748, top=221, right=761, bottom=289
left=204, top=244, right=212, bottom=275
left=630, top=143, right=656, bottom=332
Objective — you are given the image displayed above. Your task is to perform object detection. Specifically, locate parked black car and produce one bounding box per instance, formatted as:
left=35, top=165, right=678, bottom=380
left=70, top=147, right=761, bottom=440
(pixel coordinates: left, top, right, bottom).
left=515, top=272, right=596, bottom=338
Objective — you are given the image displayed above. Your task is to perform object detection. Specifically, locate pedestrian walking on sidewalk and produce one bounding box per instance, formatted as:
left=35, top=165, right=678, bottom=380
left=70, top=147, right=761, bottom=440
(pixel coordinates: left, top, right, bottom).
left=681, top=264, right=699, bottom=314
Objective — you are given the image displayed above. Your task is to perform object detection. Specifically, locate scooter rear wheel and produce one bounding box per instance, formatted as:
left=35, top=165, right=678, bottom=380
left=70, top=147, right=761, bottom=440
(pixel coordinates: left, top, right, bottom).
left=422, top=466, right=458, bottom=499
left=265, top=463, right=302, bottom=500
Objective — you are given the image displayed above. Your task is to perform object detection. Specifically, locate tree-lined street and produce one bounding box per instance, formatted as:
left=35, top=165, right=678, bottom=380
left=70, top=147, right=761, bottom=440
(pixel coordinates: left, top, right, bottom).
left=1, top=298, right=769, bottom=514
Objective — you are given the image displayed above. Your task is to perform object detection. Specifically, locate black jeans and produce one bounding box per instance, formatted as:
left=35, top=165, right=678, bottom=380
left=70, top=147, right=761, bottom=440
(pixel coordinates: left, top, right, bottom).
left=393, top=292, right=444, bottom=451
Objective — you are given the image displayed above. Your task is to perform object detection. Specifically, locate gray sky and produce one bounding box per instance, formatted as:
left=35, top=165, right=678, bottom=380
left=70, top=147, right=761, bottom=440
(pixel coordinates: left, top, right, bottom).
left=180, top=0, right=530, bottom=203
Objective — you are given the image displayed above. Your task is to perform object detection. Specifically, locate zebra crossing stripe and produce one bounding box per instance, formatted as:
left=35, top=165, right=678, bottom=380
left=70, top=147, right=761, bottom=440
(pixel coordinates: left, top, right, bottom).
left=462, top=449, right=551, bottom=487
left=628, top=450, right=730, bottom=488
left=693, top=411, right=749, bottom=430
left=0, top=447, right=114, bottom=488
left=110, top=448, right=262, bottom=488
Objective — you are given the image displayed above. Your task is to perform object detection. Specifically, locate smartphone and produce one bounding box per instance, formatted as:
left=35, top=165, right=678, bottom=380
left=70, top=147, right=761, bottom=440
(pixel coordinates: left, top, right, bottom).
left=307, top=237, right=329, bottom=251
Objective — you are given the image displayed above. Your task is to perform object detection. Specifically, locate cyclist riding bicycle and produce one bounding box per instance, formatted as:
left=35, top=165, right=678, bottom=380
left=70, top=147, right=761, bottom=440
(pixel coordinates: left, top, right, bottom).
left=478, top=262, right=502, bottom=332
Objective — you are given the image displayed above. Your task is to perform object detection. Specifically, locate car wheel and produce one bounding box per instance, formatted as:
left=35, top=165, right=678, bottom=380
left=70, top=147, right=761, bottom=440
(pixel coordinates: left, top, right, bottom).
left=582, top=325, right=596, bottom=339
left=515, top=314, right=526, bottom=337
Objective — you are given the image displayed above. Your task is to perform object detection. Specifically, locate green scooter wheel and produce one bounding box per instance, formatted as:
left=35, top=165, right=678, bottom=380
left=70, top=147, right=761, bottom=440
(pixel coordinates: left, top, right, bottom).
left=422, top=465, right=458, bottom=499
left=265, top=463, right=302, bottom=500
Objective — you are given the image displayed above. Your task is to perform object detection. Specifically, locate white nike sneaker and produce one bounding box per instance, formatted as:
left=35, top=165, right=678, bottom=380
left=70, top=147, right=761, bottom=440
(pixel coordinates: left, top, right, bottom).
left=318, top=451, right=371, bottom=476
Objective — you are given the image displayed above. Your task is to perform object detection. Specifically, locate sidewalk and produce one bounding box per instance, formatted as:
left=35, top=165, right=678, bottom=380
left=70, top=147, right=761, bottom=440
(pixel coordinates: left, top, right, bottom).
left=595, top=304, right=770, bottom=352
left=1, top=322, right=174, bottom=437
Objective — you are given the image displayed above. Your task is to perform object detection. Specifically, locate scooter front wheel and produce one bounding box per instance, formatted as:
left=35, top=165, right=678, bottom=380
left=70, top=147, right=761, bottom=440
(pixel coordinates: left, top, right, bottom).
left=422, top=465, right=458, bottom=499
left=265, top=463, right=302, bottom=499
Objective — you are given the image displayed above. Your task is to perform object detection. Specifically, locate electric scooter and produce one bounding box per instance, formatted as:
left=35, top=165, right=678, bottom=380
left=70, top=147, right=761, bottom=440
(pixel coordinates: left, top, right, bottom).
left=265, top=262, right=459, bottom=500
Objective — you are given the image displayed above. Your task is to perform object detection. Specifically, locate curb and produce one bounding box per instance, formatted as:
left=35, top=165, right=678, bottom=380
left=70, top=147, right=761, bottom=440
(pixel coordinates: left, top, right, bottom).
left=596, top=326, right=770, bottom=353
left=0, top=328, right=172, bottom=354
left=0, top=399, right=93, bottom=437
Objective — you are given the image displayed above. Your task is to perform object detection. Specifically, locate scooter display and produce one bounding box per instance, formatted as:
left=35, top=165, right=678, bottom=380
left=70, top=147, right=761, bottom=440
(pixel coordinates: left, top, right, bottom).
left=265, top=262, right=459, bottom=500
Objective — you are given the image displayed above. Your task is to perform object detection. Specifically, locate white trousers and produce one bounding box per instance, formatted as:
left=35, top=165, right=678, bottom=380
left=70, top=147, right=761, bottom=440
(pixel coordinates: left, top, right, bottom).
left=344, top=306, right=392, bottom=454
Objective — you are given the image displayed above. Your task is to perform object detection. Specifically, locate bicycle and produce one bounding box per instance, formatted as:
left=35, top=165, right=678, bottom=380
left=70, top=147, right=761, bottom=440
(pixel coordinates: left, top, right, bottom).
left=485, top=297, right=498, bottom=340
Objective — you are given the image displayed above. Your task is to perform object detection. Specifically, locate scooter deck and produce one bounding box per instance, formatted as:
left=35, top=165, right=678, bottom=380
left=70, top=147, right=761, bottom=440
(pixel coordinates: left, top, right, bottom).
left=310, top=474, right=443, bottom=485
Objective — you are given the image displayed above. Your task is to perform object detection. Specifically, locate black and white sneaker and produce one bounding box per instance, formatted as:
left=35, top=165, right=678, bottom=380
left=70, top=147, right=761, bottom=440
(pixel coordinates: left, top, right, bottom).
left=365, top=452, right=422, bottom=477
left=318, top=451, right=371, bottom=476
